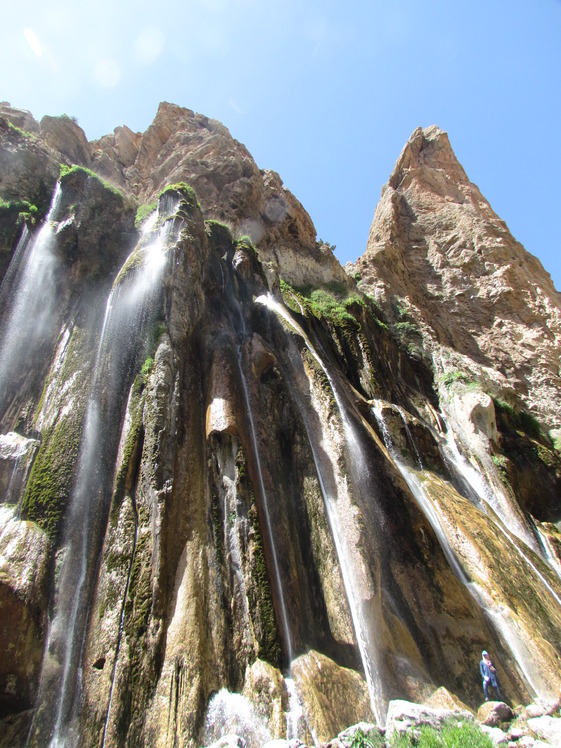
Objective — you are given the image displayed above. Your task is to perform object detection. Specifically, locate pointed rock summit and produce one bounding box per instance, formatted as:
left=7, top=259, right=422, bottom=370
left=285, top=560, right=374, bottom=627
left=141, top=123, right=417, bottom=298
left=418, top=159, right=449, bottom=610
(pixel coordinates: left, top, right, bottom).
left=354, top=125, right=561, bottom=428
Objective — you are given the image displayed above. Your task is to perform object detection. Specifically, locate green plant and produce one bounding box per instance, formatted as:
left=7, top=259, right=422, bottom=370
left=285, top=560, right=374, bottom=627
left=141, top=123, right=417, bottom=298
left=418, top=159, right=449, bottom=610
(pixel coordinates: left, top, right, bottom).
left=349, top=726, right=384, bottom=747
left=491, top=454, right=508, bottom=469
left=493, top=398, right=542, bottom=439
left=59, top=164, right=124, bottom=198
left=0, top=197, right=39, bottom=225
left=159, top=182, right=200, bottom=212
left=134, top=202, right=157, bottom=229
left=140, top=357, right=154, bottom=378
left=7, top=121, right=35, bottom=139
left=390, top=721, right=493, bottom=747
left=441, top=371, right=473, bottom=388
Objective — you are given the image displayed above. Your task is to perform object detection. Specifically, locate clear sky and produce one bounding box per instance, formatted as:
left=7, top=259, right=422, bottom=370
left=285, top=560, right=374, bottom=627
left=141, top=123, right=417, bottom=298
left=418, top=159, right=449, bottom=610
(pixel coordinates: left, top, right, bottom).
left=2, top=0, right=560, bottom=289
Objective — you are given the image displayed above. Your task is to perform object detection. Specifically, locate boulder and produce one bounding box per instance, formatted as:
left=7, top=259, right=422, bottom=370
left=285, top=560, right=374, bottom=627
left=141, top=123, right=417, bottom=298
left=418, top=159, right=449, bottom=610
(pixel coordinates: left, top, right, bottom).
left=477, top=701, right=514, bottom=727
left=527, top=715, right=561, bottom=745
left=479, top=724, right=509, bottom=744
left=291, top=651, right=374, bottom=744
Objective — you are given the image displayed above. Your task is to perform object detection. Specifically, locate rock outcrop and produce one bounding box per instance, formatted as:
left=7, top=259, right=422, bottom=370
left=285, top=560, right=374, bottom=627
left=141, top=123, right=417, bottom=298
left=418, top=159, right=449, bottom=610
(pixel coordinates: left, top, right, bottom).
left=353, top=125, right=561, bottom=431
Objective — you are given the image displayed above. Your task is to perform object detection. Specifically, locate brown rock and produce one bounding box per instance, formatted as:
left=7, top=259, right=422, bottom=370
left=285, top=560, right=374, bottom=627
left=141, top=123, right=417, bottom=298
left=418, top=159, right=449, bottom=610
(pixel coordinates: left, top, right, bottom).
left=477, top=701, right=514, bottom=727
left=40, top=114, right=91, bottom=166
left=291, top=650, right=374, bottom=743
left=355, top=125, right=561, bottom=428
left=425, top=686, right=474, bottom=714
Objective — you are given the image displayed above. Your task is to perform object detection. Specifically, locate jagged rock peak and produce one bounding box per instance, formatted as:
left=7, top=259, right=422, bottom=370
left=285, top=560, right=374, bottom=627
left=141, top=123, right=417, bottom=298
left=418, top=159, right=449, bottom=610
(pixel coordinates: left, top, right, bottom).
left=388, top=124, right=470, bottom=192
left=355, top=125, right=561, bottom=429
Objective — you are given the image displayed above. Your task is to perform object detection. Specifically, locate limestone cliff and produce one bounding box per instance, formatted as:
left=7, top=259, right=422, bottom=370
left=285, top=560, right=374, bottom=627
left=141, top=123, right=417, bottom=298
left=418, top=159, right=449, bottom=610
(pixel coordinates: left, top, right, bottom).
left=0, top=104, right=560, bottom=748
left=353, top=125, right=561, bottom=431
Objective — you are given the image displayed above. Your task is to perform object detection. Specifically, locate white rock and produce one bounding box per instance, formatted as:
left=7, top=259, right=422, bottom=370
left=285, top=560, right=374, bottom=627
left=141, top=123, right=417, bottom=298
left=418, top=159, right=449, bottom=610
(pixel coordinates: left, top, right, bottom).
left=480, top=724, right=509, bottom=744
left=527, top=715, right=561, bottom=744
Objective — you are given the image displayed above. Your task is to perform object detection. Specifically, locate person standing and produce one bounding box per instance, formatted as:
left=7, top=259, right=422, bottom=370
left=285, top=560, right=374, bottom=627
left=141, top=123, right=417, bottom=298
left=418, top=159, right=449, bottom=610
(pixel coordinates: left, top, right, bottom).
left=480, top=649, right=503, bottom=701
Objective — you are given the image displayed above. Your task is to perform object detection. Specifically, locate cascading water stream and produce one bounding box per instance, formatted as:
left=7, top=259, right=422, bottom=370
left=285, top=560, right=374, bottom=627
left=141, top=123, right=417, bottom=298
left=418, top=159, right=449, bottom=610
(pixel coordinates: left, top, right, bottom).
left=255, top=293, right=386, bottom=727
left=435, top=419, right=561, bottom=607
left=371, top=402, right=468, bottom=584
left=372, top=401, right=560, bottom=699
left=0, top=184, right=62, bottom=416
left=235, top=340, right=294, bottom=665
left=29, top=208, right=179, bottom=748
left=100, top=389, right=141, bottom=747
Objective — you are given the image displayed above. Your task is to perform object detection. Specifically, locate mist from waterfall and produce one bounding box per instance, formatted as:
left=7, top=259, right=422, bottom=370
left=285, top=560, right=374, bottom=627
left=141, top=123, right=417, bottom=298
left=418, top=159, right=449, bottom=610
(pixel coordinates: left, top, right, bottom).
left=0, top=185, right=62, bottom=417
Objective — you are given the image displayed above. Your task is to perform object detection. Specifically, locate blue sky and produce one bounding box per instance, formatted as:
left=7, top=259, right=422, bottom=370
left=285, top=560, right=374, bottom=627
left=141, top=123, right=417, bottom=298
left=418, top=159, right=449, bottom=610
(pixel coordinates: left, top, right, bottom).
left=2, top=0, right=561, bottom=289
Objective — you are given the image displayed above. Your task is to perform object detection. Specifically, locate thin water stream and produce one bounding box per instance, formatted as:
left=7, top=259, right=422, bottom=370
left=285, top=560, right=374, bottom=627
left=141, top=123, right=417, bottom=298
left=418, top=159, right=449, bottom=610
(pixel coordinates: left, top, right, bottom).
left=256, top=293, right=386, bottom=726
left=235, top=341, right=294, bottom=665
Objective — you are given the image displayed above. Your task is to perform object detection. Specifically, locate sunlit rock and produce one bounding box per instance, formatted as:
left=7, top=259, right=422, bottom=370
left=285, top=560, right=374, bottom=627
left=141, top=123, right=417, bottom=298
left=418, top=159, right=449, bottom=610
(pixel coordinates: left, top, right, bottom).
left=291, top=650, right=374, bottom=743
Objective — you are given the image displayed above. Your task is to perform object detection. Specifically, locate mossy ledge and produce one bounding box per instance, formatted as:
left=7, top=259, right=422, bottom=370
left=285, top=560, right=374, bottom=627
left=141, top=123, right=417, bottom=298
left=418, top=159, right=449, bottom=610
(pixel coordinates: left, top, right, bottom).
left=21, top=415, right=82, bottom=541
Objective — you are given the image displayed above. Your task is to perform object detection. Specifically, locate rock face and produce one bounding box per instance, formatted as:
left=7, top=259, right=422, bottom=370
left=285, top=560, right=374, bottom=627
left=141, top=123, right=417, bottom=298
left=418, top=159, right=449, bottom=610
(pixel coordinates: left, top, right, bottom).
left=353, top=125, right=561, bottom=430
left=0, top=104, right=561, bottom=747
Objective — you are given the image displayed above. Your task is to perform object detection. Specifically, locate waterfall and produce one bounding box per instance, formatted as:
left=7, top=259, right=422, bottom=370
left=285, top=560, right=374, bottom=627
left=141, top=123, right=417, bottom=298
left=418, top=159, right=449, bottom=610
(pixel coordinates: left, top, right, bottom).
left=29, top=205, right=179, bottom=748
left=371, top=401, right=468, bottom=584
left=435, top=417, right=561, bottom=603
left=0, top=184, right=62, bottom=417
left=371, top=400, right=560, bottom=700
left=202, top=689, right=272, bottom=748
left=438, top=414, right=544, bottom=556
left=255, top=293, right=386, bottom=727
left=235, top=340, right=294, bottom=665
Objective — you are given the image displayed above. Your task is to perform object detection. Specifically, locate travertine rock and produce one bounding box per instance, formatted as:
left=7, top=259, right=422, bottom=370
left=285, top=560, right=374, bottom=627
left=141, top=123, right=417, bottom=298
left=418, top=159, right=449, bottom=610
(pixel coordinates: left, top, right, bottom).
left=291, top=650, right=373, bottom=743
left=354, top=125, right=561, bottom=428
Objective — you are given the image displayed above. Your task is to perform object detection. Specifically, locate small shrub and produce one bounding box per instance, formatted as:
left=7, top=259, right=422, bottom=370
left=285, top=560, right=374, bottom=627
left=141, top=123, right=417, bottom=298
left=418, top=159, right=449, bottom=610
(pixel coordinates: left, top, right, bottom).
left=140, top=357, right=154, bottom=378
left=441, top=371, right=473, bottom=388
left=7, top=121, right=35, bottom=139
left=349, top=727, right=385, bottom=747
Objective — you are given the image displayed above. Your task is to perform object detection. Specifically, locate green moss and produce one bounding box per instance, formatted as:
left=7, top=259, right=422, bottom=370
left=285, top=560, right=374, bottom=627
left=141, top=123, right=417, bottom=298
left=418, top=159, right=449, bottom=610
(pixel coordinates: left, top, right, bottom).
left=235, top=445, right=281, bottom=666
left=159, top=182, right=200, bottom=212
left=134, top=202, right=157, bottom=229
left=205, top=219, right=232, bottom=233
left=280, top=279, right=361, bottom=329
left=441, top=371, right=474, bottom=388
left=7, top=121, right=35, bottom=139
left=493, top=398, right=543, bottom=439
left=110, top=392, right=144, bottom=517
left=211, top=488, right=224, bottom=568
left=21, top=416, right=82, bottom=540
left=247, top=504, right=282, bottom=667
left=140, top=357, right=154, bottom=378
left=59, top=164, right=124, bottom=198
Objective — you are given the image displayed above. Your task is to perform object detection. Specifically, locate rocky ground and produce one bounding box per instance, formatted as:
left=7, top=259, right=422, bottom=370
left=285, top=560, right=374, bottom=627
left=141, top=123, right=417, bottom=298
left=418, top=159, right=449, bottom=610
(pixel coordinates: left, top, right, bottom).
left=205, top=692, right=561, bottom=747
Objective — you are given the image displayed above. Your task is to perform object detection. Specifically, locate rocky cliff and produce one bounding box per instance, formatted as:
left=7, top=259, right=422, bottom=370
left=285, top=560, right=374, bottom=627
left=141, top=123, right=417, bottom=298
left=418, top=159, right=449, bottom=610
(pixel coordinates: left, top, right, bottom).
left=0, top=103, right=560, bottom=748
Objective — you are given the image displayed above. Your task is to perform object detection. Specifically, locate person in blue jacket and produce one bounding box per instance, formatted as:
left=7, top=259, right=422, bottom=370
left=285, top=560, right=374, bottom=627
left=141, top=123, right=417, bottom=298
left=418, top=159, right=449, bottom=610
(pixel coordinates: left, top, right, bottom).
left=480, top=650, right=503, bottom=701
